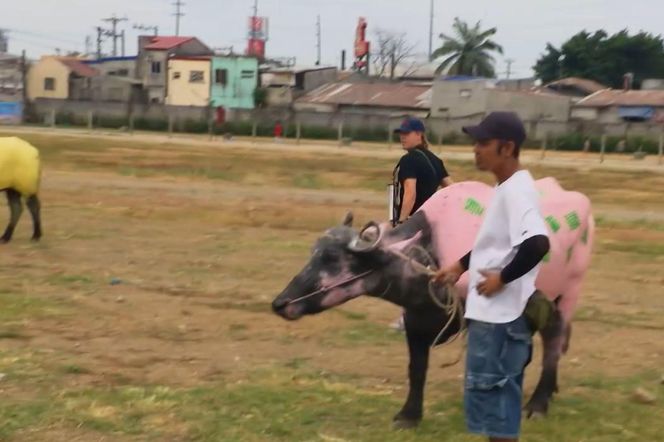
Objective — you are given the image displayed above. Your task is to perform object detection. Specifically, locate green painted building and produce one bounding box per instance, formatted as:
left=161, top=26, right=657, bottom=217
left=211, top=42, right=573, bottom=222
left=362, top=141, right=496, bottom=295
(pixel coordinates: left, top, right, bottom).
left=209, top=56, right=258, bottom=110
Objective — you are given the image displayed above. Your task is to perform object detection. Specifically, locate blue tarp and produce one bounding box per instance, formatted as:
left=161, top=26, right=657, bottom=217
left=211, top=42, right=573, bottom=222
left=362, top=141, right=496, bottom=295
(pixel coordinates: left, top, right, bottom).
left=0, top=102, right=22, bottom=124
left=618, top=106, right=654, bottom=121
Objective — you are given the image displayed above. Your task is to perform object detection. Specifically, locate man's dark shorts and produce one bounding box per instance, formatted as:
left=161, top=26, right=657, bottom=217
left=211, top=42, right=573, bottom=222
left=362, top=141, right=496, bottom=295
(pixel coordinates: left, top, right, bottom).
left=464, top=315, right=532, bottom=439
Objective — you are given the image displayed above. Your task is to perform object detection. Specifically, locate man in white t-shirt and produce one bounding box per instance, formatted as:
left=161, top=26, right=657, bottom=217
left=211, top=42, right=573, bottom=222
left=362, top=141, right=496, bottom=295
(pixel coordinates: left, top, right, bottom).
left=434, top=112, right=550, bottom=442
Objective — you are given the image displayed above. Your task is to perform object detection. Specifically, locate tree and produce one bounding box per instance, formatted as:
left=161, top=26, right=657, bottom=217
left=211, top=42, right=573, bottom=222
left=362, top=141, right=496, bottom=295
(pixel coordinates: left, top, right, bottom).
left=534, top=30, right=664, bottom=88
left=432, top=17, right=503, bottom=77
left=372, top=29, right=417, bottom=79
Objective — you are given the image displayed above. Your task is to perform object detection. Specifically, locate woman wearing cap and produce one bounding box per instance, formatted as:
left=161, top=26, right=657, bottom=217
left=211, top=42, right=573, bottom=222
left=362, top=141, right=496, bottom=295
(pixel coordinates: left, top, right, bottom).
left=390, top=117, right=453, bottom=330
left=392, top=117, right=453, bottom=225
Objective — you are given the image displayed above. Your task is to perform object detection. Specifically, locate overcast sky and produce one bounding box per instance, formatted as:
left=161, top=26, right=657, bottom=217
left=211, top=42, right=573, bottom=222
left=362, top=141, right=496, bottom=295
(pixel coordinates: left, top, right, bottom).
left=2, top=0, right=662, bottom=78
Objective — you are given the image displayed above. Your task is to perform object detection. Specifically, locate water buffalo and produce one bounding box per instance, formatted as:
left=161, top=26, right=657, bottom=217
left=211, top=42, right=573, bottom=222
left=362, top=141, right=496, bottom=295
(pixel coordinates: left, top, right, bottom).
left=0, top=137, right=42, bottom=243
left=272, top=179, right=594, bottom=428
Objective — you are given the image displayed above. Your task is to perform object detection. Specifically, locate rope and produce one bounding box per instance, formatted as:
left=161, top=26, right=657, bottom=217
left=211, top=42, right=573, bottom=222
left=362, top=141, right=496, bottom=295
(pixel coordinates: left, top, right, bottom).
left=386, top=246, right=467, bottom=364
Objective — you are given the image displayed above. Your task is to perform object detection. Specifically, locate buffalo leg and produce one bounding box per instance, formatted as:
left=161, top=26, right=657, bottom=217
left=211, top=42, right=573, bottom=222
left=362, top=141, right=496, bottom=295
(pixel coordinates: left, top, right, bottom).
left=393, top=313, right=434, bottom=428
left=26, top=195, right=42, bottom=241
left=525, top=308, right=566, bottom=417
left=1, top=189, right=23, bottom=243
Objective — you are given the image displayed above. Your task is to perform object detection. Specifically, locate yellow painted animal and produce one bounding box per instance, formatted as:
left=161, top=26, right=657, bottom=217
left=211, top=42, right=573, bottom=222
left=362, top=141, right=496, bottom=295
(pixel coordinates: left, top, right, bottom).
left=0, top=137, right=42, bottom=242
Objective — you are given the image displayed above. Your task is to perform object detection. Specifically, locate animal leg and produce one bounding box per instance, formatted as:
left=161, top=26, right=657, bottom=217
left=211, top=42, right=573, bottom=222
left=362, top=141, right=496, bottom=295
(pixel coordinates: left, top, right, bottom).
left=26, top=195, right=42, bottom=241
left=393, top=312, right=434, bottom=429
left=1, top=189, right=23, bottom=243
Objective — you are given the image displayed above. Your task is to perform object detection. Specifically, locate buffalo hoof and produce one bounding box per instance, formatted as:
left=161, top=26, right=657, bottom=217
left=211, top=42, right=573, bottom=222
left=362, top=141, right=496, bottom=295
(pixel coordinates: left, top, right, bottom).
left=392, top=412, right=421, bottom=429
left=524, top=399, right=549, bottom=419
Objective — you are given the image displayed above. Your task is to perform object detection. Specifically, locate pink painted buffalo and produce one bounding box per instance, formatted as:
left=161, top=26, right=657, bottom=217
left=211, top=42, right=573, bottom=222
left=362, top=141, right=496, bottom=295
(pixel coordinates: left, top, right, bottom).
left=272, top=178, right=594, bottom=428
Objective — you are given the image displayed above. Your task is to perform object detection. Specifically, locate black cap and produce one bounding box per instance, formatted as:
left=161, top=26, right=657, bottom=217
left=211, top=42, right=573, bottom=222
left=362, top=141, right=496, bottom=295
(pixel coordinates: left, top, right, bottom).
left=462, top=112, right=527, bottom=147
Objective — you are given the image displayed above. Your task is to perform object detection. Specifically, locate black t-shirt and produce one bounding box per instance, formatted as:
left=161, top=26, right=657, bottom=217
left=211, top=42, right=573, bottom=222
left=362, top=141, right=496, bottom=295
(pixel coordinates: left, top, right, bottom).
left=393, top=146, right=449, bottom=219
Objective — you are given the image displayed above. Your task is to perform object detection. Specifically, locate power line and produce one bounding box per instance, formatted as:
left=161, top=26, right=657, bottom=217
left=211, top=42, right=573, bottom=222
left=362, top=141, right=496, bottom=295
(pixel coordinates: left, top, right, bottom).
left=134, top=23, right=159, bottom=36
left=101, top=15, right=128, bottom=57
left=173, top=1, right=185, bottom=36
left=5, top=28, right=82, bottom=47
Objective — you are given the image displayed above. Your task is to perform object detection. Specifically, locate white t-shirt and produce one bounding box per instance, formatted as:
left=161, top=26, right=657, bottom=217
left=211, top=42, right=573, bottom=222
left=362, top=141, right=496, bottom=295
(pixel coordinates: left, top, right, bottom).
left=465, top=170, right=548, bottom=324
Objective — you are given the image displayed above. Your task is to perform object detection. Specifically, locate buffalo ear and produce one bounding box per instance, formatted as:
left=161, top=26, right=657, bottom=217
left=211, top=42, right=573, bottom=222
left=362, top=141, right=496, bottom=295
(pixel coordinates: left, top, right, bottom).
left=341, top=212, right=354, bottom=227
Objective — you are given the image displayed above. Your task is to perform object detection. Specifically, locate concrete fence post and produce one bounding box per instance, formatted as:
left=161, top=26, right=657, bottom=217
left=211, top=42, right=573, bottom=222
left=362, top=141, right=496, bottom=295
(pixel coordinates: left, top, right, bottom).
left=600, top=133, right=607, bottom=164
left=658, top=129, right=663, bottom=166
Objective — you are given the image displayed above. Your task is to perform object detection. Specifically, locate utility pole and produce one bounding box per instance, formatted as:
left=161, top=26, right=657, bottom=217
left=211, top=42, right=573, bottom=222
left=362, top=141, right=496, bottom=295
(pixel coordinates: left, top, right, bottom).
left=96, top=26, right=104, bottom=59
left=121, top=30, right=125, bottom=57
left=316, top=15, right=321, bottom=66
left=253, top=0, right=258, bottom=17
left=173, top=1, right=185, bottom=36
left=102, top=15, right=128, bottom=57
left=84, top=36, right=92, bottom=56
left=505, top=58, right=515, bottom=80
left=21, top=50, right=28, bottom=120
left=428, top=0, right=434, bottom=61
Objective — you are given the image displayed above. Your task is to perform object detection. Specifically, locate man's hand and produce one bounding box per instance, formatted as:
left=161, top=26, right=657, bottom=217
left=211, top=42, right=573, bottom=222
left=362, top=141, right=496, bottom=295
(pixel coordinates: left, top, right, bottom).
left=476, top=269, right=505, bottom=297
left=432, top=261, right=464, bottom=285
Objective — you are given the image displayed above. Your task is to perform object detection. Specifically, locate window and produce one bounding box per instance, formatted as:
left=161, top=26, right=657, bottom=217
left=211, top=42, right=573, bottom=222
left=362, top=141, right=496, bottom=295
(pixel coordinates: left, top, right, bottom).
left=151, top=61, right=161, bottom=74
left=173, top=71, right=181, bottom=80
left=44, top=77, right=55, bottom=91
left=215, top=69, right=227, bottom=85
left=189, top=70, right=204, bottom=83
left=117, top=68, right=129, bottom=77
left=240, top=69, right=254, bottom=79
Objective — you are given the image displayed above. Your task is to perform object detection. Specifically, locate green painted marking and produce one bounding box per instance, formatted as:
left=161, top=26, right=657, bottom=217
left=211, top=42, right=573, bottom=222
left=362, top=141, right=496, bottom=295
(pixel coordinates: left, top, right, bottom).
left=542, top=252, right=551, bottom=263
left=566, top=245, right=574, bottom=263
left=565, top=211, right=581, bottom=230
left=581, top=228, right=589, bottom=244
left=464, top=198, right=484, bottom=216
left=545, top=216, right=561, bottom=233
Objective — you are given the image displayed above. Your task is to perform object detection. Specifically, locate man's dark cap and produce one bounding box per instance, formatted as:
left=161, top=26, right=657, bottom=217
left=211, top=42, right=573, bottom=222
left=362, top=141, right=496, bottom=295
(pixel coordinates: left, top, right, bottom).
left=462, top=112, right=526, bottom=146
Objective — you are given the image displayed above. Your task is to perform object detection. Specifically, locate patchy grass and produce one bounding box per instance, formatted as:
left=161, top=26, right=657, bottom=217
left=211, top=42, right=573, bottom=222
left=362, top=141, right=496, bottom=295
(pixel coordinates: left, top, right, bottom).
left=0, top=292, right=68, bottom=322
left=0, top=368, right=660, bottom=441
left=323, top=319, right=404, bottom=347
left=600, top=240, right=664, bottom=258
left=0, top=130, right=662, bottom=440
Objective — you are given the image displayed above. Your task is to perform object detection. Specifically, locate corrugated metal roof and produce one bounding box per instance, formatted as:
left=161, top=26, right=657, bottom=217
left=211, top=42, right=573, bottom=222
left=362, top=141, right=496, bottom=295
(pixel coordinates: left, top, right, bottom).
left=144, top=36, right=194, bottom=50
left=576, top=89, right=664, bottom=107
left=545, top=77, right=607, bottom=94
left=297, top=82, right=432, bottom=109
left=58, top=58, right=99, bottom=77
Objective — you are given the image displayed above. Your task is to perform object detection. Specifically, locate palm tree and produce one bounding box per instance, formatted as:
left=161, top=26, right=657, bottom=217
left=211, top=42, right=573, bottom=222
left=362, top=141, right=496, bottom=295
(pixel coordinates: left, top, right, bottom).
left=432, top=18, right=503, bottom=77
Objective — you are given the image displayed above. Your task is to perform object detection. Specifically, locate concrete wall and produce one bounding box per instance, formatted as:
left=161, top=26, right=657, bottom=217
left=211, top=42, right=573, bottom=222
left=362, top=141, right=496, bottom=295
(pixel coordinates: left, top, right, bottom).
left=138, top=51, right=169, bottom=103
left=431, top=80, right=489, bottom=118
left=166, top=59, right=210, bottom=106
left=431, top=79, right=571, bottom=122
left=302, top=68, right=338, bottom=92
left=261, top=68, right=338, bottom=107
left=486, top=89, right=571, bottom=121
left=27, top=57, right=70, bottom=100
left=30, top=98, right=664, bottom=143
left=210, top=56, right=258, bottom=109
left=86, top=57, right=137, bottom=78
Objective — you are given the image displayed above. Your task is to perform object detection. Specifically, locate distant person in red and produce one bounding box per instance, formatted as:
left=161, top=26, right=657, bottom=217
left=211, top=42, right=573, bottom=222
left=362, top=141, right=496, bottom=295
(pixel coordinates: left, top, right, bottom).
left=214, top=106, right=226, bottom=137
left=274, top=120, right=284, bottom=142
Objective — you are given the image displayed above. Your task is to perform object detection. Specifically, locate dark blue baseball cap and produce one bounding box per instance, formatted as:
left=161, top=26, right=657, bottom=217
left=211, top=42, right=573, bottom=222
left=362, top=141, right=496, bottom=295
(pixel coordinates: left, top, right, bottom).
left=462, top=112, right=527, bottom=147
left=394, top=117, right=426, bottom=134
